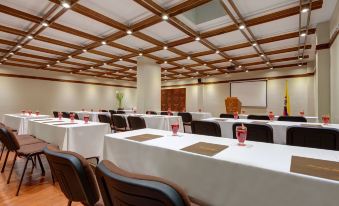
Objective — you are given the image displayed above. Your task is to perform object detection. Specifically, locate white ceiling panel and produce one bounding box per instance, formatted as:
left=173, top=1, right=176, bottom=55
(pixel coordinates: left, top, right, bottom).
left=141, top=21, right=189, bottom=42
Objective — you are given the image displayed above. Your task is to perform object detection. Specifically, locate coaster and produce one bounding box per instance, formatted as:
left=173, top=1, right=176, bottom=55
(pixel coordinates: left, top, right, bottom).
left=181, top=142, right=228, bottom=156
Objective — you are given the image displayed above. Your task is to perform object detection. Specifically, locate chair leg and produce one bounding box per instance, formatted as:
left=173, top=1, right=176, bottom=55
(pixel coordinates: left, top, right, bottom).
left=0, top=144, right=4, bottom=160
left=1, top=150, right=10, bottom=173
left=67, top=200, right=72, bottom=206
left=7, top=153, right=17, bottom=184
left=52, top=173, right=55, bottom=184
left=37, top=155, right=45, bottom=176
left=16, top=156, right=30, bottom=196
left=183, top=125, right=186, bottom=133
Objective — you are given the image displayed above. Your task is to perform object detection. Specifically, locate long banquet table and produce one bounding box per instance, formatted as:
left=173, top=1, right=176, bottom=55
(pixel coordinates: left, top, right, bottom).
left=2, top=113, right=50, bottom=135
left=27, top=118, right=110, bottom=158
left=103, top=128, right=339, bottom=206
left=157, top=111, right=212, bottom=120
left=203, top=117, right=339, bottom=144
left=239, top=114, right=319, bottom=123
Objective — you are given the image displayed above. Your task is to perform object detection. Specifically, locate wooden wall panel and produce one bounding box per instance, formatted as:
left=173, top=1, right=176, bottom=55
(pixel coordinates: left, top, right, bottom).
left=161, top=88, right=186, bottom=111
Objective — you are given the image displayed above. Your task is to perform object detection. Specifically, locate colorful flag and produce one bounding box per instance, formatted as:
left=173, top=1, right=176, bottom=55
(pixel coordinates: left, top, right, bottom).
left=283, top=80, right=291, bottom=116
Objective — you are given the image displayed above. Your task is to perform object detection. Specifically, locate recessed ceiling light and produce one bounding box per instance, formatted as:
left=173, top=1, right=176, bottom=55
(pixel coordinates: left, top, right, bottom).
left=246, top=70, right=249, bottom=72
left=27, top=35, right=33, bottom=39
left=3, top=58, right=7, bottom=61
left=260, top=54, right=264, bottom=57
left=162, top=14, right=169, bottom=20
left=139, top=53, right=143, bottom=56
left=164, top=61, right=167, bottom=64
left=17, top=45, right=22, bottom=48
left=203, top=63, right=207, bottom=66
left=103, top=62, right=107, bottom=66
left=215, top=50, right=220, bottom=54
left=119, top=58, right=123, bottom=61
left=9, top=52, right=14, bottom=55
left=196, top=72, right=199, bottom=74
left=191, top=77, right=193, bottom=78
left=252, top=42, right=257, bottom=46
left=238, top=65, right=242, bottom=68
left=239, top=24, right=245, bottom=30
left=46, top=64, right=50, bottom=67
left=163, top=46, right=168, bottom=50
left=300, top=32, right=306, bottom=37
left=56, top=60, right=60, bottom=63
left=90, top=66, right=94, bottom=69
left=299, top=56, right=303, bottom=60
left=164, top=70, right=167, bottom=72
left=82, top=49, right=87, bottom=52
left=68, top=55, right=72, bottom=59
left=42, top=22, right=49, bottom=27
left=195, top=36, right=200, bottom=41
left=101, top=41, right=106, bottom=45
left=79, top=70, right=82, bottom=72
left=61, top=1, right=71, bottom=8
left=298, top=64, right=302, bottom=66
left=187, top=56, right=191, bottom=60
left=0, top=62, right=2, bottom=65
left=266, top=62, right=270, bottom=65
left=126, top=30, right=133, bottom=35
left=301, top=7, right=309, bottom=13
left=229, top=59, right=233, bottom=62
left=270, top=67, right=273, bottom=70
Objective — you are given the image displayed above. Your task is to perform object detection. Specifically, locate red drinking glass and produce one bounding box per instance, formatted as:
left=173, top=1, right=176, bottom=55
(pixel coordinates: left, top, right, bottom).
left=268, top=112, right=274, bottom=121
left=300, top=111, right=305, bottom=116
left=84, top=115, right=89, bottom=124
left=28, top=110, right=32, bottom=116
left=58, top=112, right=62, bottom=120
left=234, top=112, right=239, bottom=120
left=198, top=108, right=202, bottom=112
left=322, top=115, right=330, bottom=125
left=70, top=113, right=75, bottom=122
left=35, top=111, right=40, bottom=116
left=81, top=109, right=85, bottom=111
left=171, top=123, right=179, bottom=136
left=236, top=126, right=247, bottom=146
left=21, top=110, right=26, bottom=115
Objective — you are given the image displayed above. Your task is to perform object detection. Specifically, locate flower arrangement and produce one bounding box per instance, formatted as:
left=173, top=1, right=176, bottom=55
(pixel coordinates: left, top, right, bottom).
left=116, top=91, right=124, bottom=109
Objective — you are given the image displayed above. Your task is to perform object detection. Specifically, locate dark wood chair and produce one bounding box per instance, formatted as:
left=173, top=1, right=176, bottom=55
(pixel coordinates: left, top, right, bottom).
left=53, top=111, right=59, bottom=118
left=44, top=145, right=103, bottom=206
left=247, top=115, right=270, bottom=121
left=111, top=115, right=128, bottom=132
left=146, top=111, right=157, bottom=115
left=95, top=160, right=201, bottom=206
left=286, top=126, right=339, bottom=150
left=0, top=127, right=50, bottom=196
left=219, top=113, right=234, bottom=118
left=277, top=116, right=307, bottom=122
left=178, top=112, right=192, bottom=133
left=161, top=111, right=173, bottom=115
left=70, top=112, right=79, bottom=120
left=109, top=110, right=116, bottom=115
left=191, top=121, right=221, bottom=137
left=101, top=110, right=108, bottom=112
left=62, top=112, right=70, bottom=118
left=98, top=114, right=114, bottom=131
left=232, top=123, right=274, bottom=143
left=116, top=110, right=125, bottom=114
left=127, top=116, right=146, bottom=130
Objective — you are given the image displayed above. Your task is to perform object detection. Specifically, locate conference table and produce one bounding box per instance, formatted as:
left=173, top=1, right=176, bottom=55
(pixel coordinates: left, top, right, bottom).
left=116, top=114, right=184, bottom=132
left=238, top=114, right=319, bottom=123
left=2, top=113, right=50, bottom=135
left=103, top=128, right=339, bottom=206
left=157, top=111, right=212, bottom=120
left=73, top=111, right=110, bottom=122
left=203, top=117, right=339, bottom=144
left=27, top=118, right=110, bottom=158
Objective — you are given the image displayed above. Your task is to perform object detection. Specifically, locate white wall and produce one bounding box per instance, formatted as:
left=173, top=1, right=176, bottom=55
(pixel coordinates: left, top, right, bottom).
left=163, top=66, right=315, bottom=117
left=0, top=66, right=137, bottom=118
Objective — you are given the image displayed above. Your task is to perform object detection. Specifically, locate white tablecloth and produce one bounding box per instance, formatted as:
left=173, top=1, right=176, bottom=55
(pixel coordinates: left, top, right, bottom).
left=2, top=114, right=50, bottom=135
left=73, top=111, right=110, bottom=122
left=103, top=129, right=339, bottom=206
left=203, top=118, right=339, bottom=144
left=239, top=114, right=319, bottom=123
left=157, top=111, right=212, bottom=120
left=27, top=118, right=110, bottom=158
left=116, top=114, right=184, bottom=132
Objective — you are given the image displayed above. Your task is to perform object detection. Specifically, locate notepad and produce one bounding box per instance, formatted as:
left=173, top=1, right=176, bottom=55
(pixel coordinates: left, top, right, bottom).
left=52, top=122, right=78, bottom=126
left=41, top=120, right=64, bottom=123
left=32, top=118, right=54, bottom=121
left=290, top=156, right=339, bottom=181
left=299, top=124, right=323, bottom=128
left=181, top=142, right=228, bottom=157
left=126, top=134, right=163, bottom=142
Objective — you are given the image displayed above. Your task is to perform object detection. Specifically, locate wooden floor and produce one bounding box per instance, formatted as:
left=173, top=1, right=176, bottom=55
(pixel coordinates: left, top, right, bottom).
left=0, top=151, right=82, bottom=206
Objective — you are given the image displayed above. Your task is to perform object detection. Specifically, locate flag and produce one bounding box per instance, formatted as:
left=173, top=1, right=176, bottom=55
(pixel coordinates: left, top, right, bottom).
left=283, top=80, right=291, bottom=116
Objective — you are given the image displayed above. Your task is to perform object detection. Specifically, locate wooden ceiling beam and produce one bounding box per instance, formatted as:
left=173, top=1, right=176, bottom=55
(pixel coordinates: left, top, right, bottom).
left=166, top=0, right=212, bottom=16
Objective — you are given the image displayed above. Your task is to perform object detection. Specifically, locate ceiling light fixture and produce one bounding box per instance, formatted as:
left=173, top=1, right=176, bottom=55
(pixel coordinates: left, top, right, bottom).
left=299, top=56, right=303, bottom=60
left=17, top=45, right=22, bottom=48
left=3, top=58, right=7, bottom=61
left=61, top=1, right=71, bottom=8
left=203, top=63, right=207, bottom=66
left=239, top=24, right=245, bottom=30
left=82, top=49, right=87, bottom=52
left=246, top=70, right=249, bottom=72
left=260, top=54, right=264, bottom=57
left=187, top=56, right=191, bottom=60
left=139, top=53, right=143, bottom=56
left=162, top=14, right=169, bottom=20
left=301, top=7, right=309, bottom=13
left=126, top=30, right=133, bottom=35
left=266, top=62, right=270, bottom=65
left=215, top=50, right=220, bottom=54
left=90, top=66, right=94, bottom=69
left=163, top=45, right=168, bottom=50
left=298, top=64, right=302, bottom=66
left=164, top=61, right=167, bottom=64
left=270, top=67, right=273, bottom=70
left=195, top=36, right=200, bottom=41
left=119, top=58, right=123, bottom=61
left=252, top=42, right=257, bottom=47
left=56, top=60, right=60, bottom=63
left=42, top=22, right=49, bottom=27
left=9, top=52, right=14, bottom=55
left=238, top=65, right=242, bottom=68
left=68, top=55, right=72, bottom=59
left=101, top=41, right=106, bottom=45
left=300, top=32, right=306, bottom=37
left=229, top=59, right=232, bottom=62
left=27, top=35, right=33, bottom=39
left=46, top=64, right=50, bottom=67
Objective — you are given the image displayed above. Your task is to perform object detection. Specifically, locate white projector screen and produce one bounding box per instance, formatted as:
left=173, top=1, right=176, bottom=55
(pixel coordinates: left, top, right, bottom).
left=230, top=80, right=267, bottom=107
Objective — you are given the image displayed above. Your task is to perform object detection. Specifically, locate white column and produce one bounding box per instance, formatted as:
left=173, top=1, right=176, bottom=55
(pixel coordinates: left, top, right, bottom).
left=137, top=57, right=161, bottom=113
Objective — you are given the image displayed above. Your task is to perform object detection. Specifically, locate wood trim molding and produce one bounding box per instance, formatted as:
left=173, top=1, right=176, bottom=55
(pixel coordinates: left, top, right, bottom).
left=330, top=29, right=339, bottom=46
left=0, top=72, right=136, bottom=88
left=316, top=43, right=330, bottom=50
left=316, top=29, right=338, bottom=50
left=161, top=72, right=315, bottom=88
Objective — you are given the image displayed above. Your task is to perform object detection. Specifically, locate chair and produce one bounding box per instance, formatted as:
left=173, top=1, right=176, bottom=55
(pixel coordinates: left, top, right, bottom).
left=62, top=112, right=70, bottom=118
left=111, top=115, right=128, bottom=132
left=44, top=145, right=102, bottom=206
left=101, top=110, right=108, bottom=112
left=146, top=111, right=157, bottom=115
left=232, top=123, right=274, bottom=143
left=219, top=113, right=234, bottom=118
left=191, top=121, right=221, bottom=137
left=247, top=115, right=270, bottom=121
left=109, top=110, right=116, bottom=115
left=161, top=111, right=173, bottom=115
left=286, top=126, right=339, bottom=150
left=98, top=114, right=114, bottom=131
left=53, top=111, right=59, bottom=118
left=116, top=110, right=125, bottom=114
left=70, top=112, right=79, bottom=120
left=277, top=116, right=307, bottom=122
left=0, top=127, right=50, bottom=196
left=127, top=116, right=146, bottom=130
left=95, top=160, right=199, bottom=206
left=178, top=112, right=192, bottom=133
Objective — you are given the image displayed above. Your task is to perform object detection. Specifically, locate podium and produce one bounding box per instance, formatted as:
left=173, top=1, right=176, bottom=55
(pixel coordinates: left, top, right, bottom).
left=225, top=97, right=241, bottom=113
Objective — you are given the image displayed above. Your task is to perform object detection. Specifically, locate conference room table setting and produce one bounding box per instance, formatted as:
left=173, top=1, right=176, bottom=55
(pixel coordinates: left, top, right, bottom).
left=157, top=111, right=212, bottom=120
left=115, top=113, right=184, bottom=132
left=2, top=112, right=50, bottom=135
left=103, top=128, right=339, bottom=206
left=238, top=114, right=319, bottom=123
left=73, top=110, right=111, bottom=122
left=203, top=117, right=339, bottom=144
left=27, top=117, right=110, bottom=158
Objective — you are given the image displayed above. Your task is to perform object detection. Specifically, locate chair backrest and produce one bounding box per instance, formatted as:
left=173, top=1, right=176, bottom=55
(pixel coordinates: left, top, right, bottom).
left=53, top=111, right=58, bottom=118
left=70, top=112, right=79, bottom=120
left=277, top=116, right=307, bottom=122
left=286, top=126, right=339, bottom=150
left=232, top=123, right=274, bottom=143
left=98, top=114, right=112, bottom=124
left=95, top=160, right=191, bottom=206
left=191, top=121, right=221, bottom=137
left=247, top=115, right=270, bottom=121
left=127, top=116, right=146, bottom=130
left=43, top=145, right=100, bottom=205
left=116, top=110, right=125, bottom=114
left=177, top=112, right=192, bottom=123
left=146, top=111, right=157, bottom=115
left=62, top=112, right=70, bottom=118
left=109, top=110, right=116, bottom=115
left=0, top=127, right=20, bottom=151
left=101, top=110, right=108, bottom=112
left=112, top=115, right=127, bottom=128
left=220, top=113, right=234, bottom=118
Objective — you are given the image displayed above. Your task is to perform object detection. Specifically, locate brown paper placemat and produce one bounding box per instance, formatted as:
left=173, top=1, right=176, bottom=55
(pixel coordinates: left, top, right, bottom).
left=52, top=122, right=78, bottom=126
left=213, top=118, right=228, bottom=121
left=300, top=124, right=323, bottom=128
left=126, top=134, right=163, bottom=142
left=41, top=120, right=64, bottom=123
left=251, top=121, right=269, bottom=124
left=290, top=156, right=339, bottom=181
left=181, top=142, right=228, bottom=157
left=32, top=118, right=54, bottom=121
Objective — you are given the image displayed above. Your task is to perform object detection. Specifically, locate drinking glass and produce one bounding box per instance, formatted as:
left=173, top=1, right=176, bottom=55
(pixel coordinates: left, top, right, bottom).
left=35, top=111, right=40, bottom=116
left=84, top=115, right=89, bottom=124
left=300, top=111, right=305, bottom=116
left=268, top=112, right=274, bottom=121
left=58, top=112, right=62, bottom=120
left=171, top=123, right=179, bottom=136
left=322, top=115, right=330, bottom=125
left=236, top=126, right=247, bottom=146
left=70, top=113, right=75, bottom=122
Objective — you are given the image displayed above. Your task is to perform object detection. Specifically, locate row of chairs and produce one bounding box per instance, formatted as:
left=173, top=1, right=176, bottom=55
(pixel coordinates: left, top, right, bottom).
left=52, top=111, right=80, bottom=119
left=220, top=113, right=308, bottom=122
left=98, top=114, right=146, bottom=132
left=191, top=120, right=339, bottom=151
